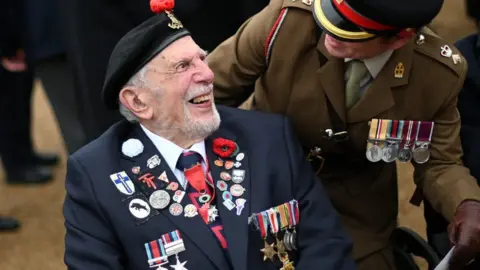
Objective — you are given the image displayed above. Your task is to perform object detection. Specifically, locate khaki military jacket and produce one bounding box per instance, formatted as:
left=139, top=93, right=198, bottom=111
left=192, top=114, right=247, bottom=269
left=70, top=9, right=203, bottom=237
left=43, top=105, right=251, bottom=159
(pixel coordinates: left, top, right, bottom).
left=207, top=0, right=480, bottom=259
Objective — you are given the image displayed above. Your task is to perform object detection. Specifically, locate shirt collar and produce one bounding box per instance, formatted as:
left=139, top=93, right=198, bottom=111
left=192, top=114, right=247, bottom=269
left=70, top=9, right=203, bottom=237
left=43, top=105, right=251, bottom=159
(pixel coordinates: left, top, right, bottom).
left=345, top=50, right=394, bottom=79
left=140, top=124, right=207, bottom=173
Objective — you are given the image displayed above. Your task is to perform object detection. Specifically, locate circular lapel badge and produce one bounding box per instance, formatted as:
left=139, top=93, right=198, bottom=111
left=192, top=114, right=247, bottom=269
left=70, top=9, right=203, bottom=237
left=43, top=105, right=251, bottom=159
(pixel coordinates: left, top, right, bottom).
left=149, top=190, right=171, bottom=209
left=220, top=172, right=231, bottom=181
left=169, top=203, right=183, bottom=216
left=184, top=204, right=198, bottom=217
left=128, top=198, right=151, bottom=219
left=230, top=184, right=245, bottom=197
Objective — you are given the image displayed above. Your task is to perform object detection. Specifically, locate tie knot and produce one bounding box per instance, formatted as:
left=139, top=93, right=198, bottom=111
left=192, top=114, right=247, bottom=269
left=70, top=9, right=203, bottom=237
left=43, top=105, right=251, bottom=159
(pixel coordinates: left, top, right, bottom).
left=176, top=151, right=203, bottom=171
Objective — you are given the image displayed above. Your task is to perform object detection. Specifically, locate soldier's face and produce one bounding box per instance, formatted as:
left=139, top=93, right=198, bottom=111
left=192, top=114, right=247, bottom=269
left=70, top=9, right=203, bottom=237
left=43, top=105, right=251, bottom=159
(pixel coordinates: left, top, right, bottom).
left=324, top=34, right=407, bottom=59
left=125, top=36, right=220, bottom=140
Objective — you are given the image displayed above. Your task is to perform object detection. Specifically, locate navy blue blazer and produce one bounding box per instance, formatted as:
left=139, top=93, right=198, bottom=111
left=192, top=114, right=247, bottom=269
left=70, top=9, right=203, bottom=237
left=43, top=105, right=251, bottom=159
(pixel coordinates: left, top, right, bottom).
left=456, top=34, right=480, bottom=181
left=63, top=105, right=356, bottom=270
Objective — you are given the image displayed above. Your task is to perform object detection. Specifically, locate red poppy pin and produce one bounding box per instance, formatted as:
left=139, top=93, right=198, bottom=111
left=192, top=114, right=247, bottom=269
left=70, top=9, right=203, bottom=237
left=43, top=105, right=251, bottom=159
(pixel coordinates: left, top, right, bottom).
left=213, top=138, right=239, bottom=158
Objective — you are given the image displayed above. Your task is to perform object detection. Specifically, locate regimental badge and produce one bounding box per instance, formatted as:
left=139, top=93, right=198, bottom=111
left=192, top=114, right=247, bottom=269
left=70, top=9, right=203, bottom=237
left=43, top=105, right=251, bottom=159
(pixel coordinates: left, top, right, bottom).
left=394, top=62, right=404, bottom=78
left=441, top=45, right=453, bottom=58
left=110, top=171, right=135, bottom=195
left=129, top=198, right=151, bottom=219
left=166, top=11, right=183, bottom=29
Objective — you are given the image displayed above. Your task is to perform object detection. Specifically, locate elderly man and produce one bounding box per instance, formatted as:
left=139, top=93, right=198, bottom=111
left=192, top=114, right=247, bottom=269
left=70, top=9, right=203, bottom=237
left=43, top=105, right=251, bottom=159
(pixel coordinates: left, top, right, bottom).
left=62, top=1, right=356, bottom=269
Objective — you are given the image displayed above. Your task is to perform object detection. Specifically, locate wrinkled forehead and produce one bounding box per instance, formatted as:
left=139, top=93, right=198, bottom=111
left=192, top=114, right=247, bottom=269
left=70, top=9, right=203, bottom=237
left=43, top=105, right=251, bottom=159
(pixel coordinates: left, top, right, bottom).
left=149, top=36, right=208, bottom=67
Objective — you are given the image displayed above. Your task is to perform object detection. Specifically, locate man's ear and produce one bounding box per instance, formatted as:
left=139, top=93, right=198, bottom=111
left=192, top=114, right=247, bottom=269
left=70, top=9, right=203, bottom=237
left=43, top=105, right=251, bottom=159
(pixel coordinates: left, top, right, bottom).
left=387, top=36, right=411, bottom=51
left=119, top=88, right=154, bottom=120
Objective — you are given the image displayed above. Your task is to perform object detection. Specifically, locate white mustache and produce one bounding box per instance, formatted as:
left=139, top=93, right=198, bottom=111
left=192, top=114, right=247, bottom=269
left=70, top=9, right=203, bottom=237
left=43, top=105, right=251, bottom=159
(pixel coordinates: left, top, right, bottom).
left=185, top=84, right=213, bottom=101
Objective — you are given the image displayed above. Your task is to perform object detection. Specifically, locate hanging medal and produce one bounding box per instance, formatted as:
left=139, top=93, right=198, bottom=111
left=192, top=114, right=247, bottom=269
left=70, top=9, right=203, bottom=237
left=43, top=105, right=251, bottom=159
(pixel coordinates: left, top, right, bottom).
left=366, top=119, right=383, bottom=162
left=397, top=120, right=414, bottom=162
left=412, top=121, right=434, bottom=164
left=257, top=212, right=276, bottom=262
left=145, top=238, right=169, bottom=268
left=382, top=120, right=401, bottom=163
left=276, top=205, right=292, bottom=264
left=290, top=200, right=299, bottom=251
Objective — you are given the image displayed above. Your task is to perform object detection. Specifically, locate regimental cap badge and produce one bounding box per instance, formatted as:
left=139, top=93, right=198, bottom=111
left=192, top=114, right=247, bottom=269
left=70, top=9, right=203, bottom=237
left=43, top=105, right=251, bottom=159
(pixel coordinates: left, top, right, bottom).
left=394, top=62, right=405, bottom=79
left=166, top=11, right=183, bottom=29
left=150, top=0, right=184, bottom=29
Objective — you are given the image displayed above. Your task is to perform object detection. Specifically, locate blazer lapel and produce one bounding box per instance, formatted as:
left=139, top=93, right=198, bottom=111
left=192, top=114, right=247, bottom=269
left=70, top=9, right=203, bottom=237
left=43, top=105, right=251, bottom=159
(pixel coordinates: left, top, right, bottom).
left=118, top=125, right=230, bottom=270
left=206, top=126, right=250, bottom=270
left=347, top=40, right=415, bottom=123
left=316, top=34, right=347, bottom=124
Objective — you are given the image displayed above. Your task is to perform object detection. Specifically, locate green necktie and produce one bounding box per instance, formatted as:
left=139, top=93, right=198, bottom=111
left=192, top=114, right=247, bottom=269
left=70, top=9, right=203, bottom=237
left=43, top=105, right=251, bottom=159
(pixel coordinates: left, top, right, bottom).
left=345, top=60, right=368, bottom=109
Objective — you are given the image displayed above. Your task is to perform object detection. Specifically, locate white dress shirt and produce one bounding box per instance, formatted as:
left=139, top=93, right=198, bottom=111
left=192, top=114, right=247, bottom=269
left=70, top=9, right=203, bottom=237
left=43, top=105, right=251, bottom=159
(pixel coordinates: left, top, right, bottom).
left=140, top=125, right=208, bottom=190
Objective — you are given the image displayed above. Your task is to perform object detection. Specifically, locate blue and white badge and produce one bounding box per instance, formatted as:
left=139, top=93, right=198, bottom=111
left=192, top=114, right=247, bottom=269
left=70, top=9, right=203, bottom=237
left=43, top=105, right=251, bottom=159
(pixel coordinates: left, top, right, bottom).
left=110, top=171, right=135, bottom=195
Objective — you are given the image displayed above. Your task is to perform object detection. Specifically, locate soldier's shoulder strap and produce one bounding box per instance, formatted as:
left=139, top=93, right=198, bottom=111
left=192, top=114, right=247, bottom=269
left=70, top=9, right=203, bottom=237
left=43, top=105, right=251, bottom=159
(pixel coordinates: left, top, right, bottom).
left=414, top=30, right=467, bottom=77
left=265, top=0, right=314, bottom=64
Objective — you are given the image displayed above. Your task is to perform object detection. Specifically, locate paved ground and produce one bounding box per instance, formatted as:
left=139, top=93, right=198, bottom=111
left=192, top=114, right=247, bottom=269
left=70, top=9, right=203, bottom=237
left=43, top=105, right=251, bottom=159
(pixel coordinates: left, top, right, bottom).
left=0, top=1, right=477, bottom=269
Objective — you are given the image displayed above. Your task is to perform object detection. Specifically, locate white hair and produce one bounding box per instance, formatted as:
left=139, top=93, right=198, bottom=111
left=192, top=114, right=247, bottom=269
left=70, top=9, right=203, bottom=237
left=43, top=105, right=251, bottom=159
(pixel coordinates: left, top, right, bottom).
left=118, top=66, right=150, bottom=122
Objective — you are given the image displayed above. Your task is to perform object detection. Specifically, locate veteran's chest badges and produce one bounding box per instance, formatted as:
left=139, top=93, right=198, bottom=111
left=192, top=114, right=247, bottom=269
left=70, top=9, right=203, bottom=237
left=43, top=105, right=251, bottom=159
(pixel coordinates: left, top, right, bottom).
left=145, top=230, right=188, bottom=270
left=366, top=119, right=434, bottom=164
left=249, top=200, right=299, bottom=270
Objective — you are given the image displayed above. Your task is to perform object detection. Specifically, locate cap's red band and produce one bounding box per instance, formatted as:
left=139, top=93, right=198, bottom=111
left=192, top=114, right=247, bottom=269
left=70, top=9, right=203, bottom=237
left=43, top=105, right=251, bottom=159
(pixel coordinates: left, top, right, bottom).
left=332, top=0, right=396, bottom=31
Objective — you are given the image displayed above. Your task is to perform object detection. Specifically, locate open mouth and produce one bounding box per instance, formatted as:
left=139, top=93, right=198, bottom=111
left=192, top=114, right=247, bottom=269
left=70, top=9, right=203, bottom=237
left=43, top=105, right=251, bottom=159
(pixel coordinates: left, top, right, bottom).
left=188, top=93, right=211, bottom=105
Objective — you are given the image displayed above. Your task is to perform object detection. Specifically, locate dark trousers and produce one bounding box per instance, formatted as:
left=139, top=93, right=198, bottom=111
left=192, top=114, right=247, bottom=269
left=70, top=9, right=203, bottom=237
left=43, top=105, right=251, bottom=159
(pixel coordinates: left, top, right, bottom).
left=35, top=55, right=86, bottom=154
left=0, top=66, right=35, bottom=173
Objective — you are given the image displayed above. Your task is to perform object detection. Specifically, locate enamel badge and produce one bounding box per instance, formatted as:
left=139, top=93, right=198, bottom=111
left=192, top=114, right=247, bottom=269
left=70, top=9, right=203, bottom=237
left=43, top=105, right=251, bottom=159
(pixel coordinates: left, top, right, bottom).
left=110, top=171, right=135, bottom=195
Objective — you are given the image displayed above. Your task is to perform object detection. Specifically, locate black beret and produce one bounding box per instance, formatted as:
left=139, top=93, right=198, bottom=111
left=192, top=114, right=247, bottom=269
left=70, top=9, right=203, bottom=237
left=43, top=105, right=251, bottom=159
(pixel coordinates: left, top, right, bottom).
left=102, top=0, right=190, bottom=110
left=313, top=0, right=444, bottom=42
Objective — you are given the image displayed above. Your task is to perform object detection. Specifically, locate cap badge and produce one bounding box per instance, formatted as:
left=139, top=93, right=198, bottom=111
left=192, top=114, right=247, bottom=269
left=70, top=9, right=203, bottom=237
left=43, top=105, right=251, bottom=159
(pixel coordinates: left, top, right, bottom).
left=394, top=62, right=404, bottom=79
left=302, top=0, right=312, bottom=5
left=166, top=11, right=183, bottom=29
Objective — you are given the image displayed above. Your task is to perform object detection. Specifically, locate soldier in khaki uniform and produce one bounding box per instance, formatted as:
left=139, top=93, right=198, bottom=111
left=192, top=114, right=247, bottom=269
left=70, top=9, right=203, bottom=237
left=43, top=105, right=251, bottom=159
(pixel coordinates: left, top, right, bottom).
left=207, top=0, right=480, bottom=269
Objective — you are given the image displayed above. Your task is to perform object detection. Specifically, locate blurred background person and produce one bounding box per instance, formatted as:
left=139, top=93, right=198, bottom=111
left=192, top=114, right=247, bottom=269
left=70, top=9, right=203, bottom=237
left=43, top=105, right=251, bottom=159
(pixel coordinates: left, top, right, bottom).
left=58, top=0, right=269, bottom=144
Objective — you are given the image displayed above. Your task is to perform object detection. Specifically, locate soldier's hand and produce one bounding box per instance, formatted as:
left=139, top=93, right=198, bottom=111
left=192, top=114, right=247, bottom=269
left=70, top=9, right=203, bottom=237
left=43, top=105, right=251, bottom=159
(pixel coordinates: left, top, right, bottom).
left=1, top=50, right=27, bottom=72
left=448, top=200, right=480, bottom=269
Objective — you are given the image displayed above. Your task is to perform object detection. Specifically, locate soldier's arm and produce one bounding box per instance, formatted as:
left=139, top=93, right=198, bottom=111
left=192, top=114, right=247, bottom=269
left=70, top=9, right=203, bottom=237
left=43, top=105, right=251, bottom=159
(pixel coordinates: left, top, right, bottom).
left=207, top=0, right=284, bottom=107
left=413, top=53, right=480, bottom=221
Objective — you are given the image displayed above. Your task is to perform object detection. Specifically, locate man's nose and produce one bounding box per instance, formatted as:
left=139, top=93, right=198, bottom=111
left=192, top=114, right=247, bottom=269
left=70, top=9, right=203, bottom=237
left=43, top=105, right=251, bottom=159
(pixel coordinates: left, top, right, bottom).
left=193, top=59, right=214, bottom=84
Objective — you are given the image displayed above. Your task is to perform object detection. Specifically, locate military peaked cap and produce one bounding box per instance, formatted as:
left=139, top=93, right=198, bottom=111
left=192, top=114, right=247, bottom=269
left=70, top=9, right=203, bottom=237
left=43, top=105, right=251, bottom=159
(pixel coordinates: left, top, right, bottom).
left=312, top=0, right=444, bottom=42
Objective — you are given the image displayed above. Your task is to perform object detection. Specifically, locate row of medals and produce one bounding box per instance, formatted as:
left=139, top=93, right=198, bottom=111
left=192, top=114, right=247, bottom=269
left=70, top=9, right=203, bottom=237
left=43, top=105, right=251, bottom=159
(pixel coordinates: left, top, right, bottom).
left=366, top=140, right=431, bottom=164
left=251, top=204, right=298, bottom=270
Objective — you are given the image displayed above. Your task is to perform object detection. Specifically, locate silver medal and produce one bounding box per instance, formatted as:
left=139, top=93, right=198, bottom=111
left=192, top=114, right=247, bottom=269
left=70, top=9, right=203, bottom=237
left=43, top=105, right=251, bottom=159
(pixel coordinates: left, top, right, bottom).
left=413, top=144, right=430, bottom=164
left=149, top=190, right=171, bottom=209
left=382, top=143, right=398, bottom=163
left=397, top=148, right=412, bottom=162
left=283, top=231, right=292, bottom=251
left=366, top=144, right=382, bottom=162
left=291, top=231, right=297, bottom=250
